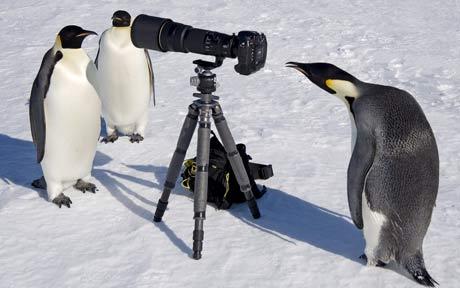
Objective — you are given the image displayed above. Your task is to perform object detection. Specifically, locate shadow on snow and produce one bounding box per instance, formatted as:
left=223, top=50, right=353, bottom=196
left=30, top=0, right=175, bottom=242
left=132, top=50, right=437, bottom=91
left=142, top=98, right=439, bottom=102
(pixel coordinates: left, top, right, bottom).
left=127, top=163, right=365, bottom=263
left=0, top=134, right=364, bottom=262
left=0, top=134, right=47, bottom=202
left=229, top=187, right=365, bottom=263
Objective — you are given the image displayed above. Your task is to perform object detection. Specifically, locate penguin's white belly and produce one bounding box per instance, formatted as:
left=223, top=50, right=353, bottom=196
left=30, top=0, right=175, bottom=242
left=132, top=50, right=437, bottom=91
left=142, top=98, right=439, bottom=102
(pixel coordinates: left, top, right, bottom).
left=41, top=62, right=101, bottom=183
left=362, top=191, right=388, bottom=262
left=98, top=41, right=150, bottom=127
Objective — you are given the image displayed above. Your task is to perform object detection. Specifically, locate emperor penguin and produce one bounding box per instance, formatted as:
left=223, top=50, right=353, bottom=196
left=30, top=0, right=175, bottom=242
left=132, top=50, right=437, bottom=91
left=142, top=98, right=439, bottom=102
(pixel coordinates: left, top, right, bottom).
left=287, top=62, right=439, bottom=286
left=95, top=10, right=155, bottom=144
left=29, top=25, right=101, bottom=208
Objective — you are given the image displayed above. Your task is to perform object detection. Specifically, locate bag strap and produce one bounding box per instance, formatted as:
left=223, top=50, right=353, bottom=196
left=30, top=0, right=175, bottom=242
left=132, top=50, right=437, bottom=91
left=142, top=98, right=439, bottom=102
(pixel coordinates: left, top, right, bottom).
left=248, top=163, right=273, bottom=180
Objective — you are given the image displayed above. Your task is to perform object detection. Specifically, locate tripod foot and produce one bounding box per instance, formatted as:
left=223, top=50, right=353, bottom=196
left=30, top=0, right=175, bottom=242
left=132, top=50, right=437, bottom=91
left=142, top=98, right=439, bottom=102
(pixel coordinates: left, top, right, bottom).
left=153, top=199, right=168, bottom=222
left=247, top=197, right=261, bottom=219
left=193, top=251, right=202, bottom=260
left=192, top=220, right=204, bottom=260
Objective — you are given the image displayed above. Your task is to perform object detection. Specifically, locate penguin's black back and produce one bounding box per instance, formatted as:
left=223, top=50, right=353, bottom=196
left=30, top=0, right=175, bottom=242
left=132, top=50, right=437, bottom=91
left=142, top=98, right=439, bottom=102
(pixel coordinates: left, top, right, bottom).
left=354, top=84, right=439, bottom=254
left=29, top=49, right=63, bottom=162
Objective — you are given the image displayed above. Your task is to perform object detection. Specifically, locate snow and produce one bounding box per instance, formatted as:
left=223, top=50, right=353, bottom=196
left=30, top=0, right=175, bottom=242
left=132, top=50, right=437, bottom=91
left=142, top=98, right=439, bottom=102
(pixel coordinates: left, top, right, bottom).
left=0, top=0, right=459, bottom=287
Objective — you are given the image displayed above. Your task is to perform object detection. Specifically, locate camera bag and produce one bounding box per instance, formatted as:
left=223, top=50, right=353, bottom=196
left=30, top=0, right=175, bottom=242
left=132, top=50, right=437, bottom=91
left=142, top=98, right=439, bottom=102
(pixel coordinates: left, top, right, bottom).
left=180, top=131, right=273, bottom=209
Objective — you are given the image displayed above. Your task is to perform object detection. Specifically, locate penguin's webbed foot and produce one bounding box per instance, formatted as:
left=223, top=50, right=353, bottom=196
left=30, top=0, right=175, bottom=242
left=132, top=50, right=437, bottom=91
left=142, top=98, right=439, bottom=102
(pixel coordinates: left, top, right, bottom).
left=31, top=176, right=47, bottom=189
left=52, top=193, right=72, bottom=208
left=359, top=254, right=387, bottom=267
left=74, top=179, right=98, bottom=193
left=101, top=133, right=119, bottom=143
left=129, top=133, right=144, bottom=143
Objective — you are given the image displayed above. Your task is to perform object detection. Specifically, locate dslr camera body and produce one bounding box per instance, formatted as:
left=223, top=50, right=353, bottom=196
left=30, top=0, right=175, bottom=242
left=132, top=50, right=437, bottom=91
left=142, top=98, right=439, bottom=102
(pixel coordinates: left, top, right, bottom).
left=233, top=31, right=267, bottom=75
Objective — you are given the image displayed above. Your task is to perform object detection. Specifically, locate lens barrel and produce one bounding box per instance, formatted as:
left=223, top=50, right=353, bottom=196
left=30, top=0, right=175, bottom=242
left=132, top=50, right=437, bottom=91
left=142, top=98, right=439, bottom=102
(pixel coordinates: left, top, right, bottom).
left=132, top=14, right=236, bottom=58
left=183, top=28, right=236, bottom=58
left=158, top=20, right=192, bottom=53
left=131, top=15, right=172, bottom=51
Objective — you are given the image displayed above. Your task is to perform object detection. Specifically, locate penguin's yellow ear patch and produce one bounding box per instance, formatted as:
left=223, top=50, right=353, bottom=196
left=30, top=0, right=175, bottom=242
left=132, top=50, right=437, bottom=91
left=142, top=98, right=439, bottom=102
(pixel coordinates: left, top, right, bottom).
left=54, top=35, right=63, bottom=50
left=325, top=79, right=359, bottom=98
left=325, top=79, right=335, bottom=91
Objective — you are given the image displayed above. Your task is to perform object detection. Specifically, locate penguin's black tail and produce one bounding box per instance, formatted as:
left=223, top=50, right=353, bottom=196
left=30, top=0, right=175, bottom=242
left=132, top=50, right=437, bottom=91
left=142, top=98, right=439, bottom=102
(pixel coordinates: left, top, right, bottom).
left=403, top=253, right=439, bottom=287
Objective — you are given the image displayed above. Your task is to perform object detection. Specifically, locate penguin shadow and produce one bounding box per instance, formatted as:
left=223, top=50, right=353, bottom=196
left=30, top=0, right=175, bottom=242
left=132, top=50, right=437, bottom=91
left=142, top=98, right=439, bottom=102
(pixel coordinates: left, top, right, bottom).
left=0, top=134, right=48, bottom=202
left=0, top=135, right=189, bottom=255
left=99, top=117, right=108, bottom=137
left=228, top=187, right=365, bottom=264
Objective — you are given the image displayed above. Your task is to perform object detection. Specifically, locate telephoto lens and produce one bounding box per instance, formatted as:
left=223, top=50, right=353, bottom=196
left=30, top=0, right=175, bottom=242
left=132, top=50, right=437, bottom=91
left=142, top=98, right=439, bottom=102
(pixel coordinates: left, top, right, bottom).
left=131, top=14, right=267, bottom=75
left=131, top=15, right=236, bottom=57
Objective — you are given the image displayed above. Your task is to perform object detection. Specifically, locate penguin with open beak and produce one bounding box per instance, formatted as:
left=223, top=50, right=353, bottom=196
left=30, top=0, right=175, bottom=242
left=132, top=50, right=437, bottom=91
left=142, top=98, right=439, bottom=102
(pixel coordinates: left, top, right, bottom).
left=287, top=62, right=439, bottom=287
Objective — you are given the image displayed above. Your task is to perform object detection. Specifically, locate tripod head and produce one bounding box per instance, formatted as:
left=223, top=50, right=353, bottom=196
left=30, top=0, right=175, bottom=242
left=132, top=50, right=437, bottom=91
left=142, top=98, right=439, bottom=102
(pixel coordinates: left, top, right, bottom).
left=190, top=57, right=223, bottom=97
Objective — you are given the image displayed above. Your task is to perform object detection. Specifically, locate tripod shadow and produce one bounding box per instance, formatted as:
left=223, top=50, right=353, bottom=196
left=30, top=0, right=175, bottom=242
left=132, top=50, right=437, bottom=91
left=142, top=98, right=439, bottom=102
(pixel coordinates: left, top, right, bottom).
left=123, top=164, right=364, bottom=261
left=125, top=164, right=189, bottom=198
left=98, top=163, right=192, bottom=256
left=155, top=221, right=193, bottom=256
left=92, top=162, right=167, bottom=221
left=229, top=187, right=365, bottom=263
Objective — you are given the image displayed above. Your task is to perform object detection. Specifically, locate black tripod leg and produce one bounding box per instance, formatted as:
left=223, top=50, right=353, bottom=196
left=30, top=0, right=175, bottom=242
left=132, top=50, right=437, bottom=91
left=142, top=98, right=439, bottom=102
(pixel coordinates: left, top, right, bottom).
left=192, top=107, right=212, bottom=260
left=212, top=105, right=261, bottom=219
left=153, top=104, right=199, bottom=222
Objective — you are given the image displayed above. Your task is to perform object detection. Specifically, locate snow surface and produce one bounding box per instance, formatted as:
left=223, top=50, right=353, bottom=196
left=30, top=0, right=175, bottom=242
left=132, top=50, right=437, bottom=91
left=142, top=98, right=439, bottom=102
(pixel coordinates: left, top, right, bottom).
left=0, top=0, right=459, bottom=287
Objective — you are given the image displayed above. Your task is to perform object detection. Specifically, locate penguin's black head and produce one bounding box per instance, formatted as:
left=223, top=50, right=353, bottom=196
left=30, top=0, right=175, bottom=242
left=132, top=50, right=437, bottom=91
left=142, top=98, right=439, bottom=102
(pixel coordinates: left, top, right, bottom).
left=112, top=10, right=131, bottom=27
left=286, top=62, right=360, bottom=96
left=58, top=25, right=97, bottom=49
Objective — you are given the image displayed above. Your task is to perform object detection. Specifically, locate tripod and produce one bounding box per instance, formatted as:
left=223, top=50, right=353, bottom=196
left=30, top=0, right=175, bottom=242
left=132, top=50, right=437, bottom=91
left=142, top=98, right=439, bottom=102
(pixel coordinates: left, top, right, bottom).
left=153, top=57, right=261, bottom=259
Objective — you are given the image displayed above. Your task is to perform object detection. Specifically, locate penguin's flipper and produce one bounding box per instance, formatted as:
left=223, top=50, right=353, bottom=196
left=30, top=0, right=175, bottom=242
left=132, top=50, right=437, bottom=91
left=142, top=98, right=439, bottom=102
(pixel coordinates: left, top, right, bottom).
left=144, top=49, right=156, bottom=106
left=94, top=48, right=99, bottom=68
left=94, top=32, right=104, bottom=68
left=347, top=124, right=375, bottom=229
left=29, top=49, right=63, bottom=163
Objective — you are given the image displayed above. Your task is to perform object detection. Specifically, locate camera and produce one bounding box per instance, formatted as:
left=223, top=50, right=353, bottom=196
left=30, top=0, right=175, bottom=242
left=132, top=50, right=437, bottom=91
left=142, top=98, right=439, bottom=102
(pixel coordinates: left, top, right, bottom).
left=131, top=14, right=267, bottom=75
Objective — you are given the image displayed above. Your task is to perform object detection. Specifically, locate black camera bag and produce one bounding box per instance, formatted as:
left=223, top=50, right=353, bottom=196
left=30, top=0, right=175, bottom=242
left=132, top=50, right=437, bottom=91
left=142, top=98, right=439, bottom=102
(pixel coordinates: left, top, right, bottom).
left=181, top=132, right=273, bottom=209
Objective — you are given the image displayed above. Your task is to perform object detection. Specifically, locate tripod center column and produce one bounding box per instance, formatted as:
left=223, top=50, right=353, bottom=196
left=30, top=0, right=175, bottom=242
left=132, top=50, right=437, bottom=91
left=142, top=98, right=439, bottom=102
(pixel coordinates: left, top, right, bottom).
left=192, top=100, right=213, bottom=259
left=193, top=108, right=212, bottom=215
